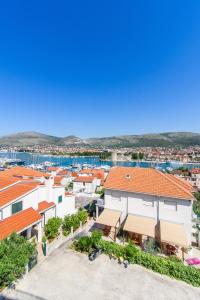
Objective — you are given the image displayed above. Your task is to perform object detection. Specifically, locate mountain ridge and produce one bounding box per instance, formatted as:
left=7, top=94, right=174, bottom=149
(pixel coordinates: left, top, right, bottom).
left=0, top=131, right=200, bottom=147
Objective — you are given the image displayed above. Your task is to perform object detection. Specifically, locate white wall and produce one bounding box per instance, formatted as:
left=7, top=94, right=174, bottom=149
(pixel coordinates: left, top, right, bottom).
left=1, top=184, right=76, bottom=221
left=2, top=189, right=39, bottom=219
left=104, top=189, right=193, bottom=242
left=53, top=186, right=75, bottom=218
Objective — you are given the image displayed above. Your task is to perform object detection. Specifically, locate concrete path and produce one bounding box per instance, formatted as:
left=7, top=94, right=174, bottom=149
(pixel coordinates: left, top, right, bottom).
left=2, top=245, right=200, bottom=300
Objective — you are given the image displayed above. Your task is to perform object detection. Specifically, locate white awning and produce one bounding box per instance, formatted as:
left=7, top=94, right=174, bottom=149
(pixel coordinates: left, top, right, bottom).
left=96, top=209, right=121, bottom=227
left=160, top=220, right=189, bottom=248
left=123, top=214, right=156, bottom=237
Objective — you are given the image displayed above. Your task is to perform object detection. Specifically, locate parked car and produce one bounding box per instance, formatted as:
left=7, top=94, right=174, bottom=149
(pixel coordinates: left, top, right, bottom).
left=88, top=248, right=102, bottom=261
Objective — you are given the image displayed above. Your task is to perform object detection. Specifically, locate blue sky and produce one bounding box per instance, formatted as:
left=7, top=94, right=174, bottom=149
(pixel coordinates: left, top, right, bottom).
left=0, top=0, right=200, bottom=138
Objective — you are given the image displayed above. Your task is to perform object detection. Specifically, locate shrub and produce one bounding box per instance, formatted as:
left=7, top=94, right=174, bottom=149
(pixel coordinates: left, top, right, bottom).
left=74, top=236, right=92, bottom=253
left=0, top=233, right=36, bottom=289
left=62, top=210, right=88, bottom=235
left=44, top=217, right=62, bottom=241
left=91, top=230, right=102, bottom=248
left=143, top=238, right=160, bottom=254
left=77, top=209, right=88, bottom=224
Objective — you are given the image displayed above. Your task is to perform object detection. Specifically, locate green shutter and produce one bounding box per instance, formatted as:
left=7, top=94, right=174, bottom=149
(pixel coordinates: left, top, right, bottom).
left=12, top=201, right=23, bottom=215
left=58, top=195, right=62, bottom=203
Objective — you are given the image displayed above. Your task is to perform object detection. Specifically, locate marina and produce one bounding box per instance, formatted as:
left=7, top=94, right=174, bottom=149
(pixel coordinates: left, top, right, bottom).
left=0, top=151, right=200, bottom=171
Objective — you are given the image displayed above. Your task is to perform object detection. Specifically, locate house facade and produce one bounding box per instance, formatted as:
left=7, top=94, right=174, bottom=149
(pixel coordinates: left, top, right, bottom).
left=0, top=166, right=76, bottom=241
left=96, top=167, right=194, bottom=248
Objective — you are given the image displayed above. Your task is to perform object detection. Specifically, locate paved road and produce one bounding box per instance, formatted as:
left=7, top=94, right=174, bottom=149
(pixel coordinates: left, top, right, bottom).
left=2, top=245, right=200, bottom=300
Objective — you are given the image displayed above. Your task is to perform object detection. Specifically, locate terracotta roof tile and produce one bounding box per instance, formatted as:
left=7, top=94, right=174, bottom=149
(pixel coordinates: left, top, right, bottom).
left=0, top=182, right=38, bottom=208
left=0, top=166, right=50, bottom=178
left=104, top=167, right=194, bottom=201
left=0, top=208, right=41, bottom=240
left=37, top=201, right=55, bottom=212
left=0, top=178, right=19, bottom=190
left=74, top=176, right=94, bottom=183
left=57, top=170, right=69, bottom=176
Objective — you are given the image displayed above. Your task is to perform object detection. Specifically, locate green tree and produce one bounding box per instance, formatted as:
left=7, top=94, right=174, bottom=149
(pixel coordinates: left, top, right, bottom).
left=138, top=152, right=144, bottom=160
left=44, top=217, right=62, bottom=241
left=131, top=153, right=138, bottom=160
left=0, top=233, right=36, bottom=288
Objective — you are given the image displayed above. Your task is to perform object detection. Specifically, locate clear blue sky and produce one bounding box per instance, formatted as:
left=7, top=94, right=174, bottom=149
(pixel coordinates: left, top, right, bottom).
left=0, top=0, right=200, bottom=138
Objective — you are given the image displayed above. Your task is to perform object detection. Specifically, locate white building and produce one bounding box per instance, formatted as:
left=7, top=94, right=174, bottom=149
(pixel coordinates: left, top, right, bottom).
left=73, top=169, right=104, bottom=194
left=96, top=167, right=195, bottom=249
left=0, top=166, right=76, bottom=242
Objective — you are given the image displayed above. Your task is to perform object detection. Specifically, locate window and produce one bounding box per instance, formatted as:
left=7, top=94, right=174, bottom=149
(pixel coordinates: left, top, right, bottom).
left=164, top=200, right=177, bottom=211
left=142, top=199, right=154, bottom=207
left=12, top=201, right=23, bottom=215
left=58, top=195, right=63, bottom=203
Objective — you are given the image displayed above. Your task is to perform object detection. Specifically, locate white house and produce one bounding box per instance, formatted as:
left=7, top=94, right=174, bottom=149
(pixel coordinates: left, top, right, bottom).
left=0, top=167, right=76, bottom=242
left=96, top=167, right=195, bottom=249
left=73, top=169, right=104, bottom=194
left=190, top=168, right=200, bottom=189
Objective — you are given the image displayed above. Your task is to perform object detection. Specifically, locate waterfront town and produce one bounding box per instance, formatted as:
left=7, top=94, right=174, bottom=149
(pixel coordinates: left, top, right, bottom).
left=1, top=144, right=200, bottom=163
left=1, top=155, right=200, bottom=298
left=1, top=1, right=200, bottom=298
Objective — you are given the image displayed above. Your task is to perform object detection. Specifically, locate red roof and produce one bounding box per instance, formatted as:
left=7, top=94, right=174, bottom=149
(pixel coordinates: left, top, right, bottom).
left=0, top=208, right=41, bottom=240
left=57, top=169, right=69, bottom=176
left=47, top=167, right=59, bottom=172
left=0, top=166, right=50, bottom=179
left=74, top=176, right=94, bottom=183
left=0, top=178, right=19, bottom=190
left=37, top=201, right=55, bottom=212
left=54, top=176, right=62, bottom=184
left=0, top=182, right=38, bottom=208
left=104, top=167, right=194, bottom=201
left=65, top=192, right=73, bottom=196
left=71, top=172, right=78, bottom=178
left=79, top=169, right=104, bottom=180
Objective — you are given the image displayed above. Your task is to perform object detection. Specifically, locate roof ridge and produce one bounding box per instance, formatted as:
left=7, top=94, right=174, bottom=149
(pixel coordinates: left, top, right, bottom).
left=154, top=169, right=194, bottom=200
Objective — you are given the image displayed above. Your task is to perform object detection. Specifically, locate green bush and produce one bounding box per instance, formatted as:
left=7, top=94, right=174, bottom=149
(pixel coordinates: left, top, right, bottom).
left=0, top=233, right=36, bottom=289
left=74, top=235, right=200, bottom=287
left=77, top=209, right=88, bottom=225
left=90, top=230, right=102, bottom=248
left=44, top=217, right=62, bottom=241
left=74, top=236, right=92, bottom=253
left=62, top=210, right=88, bottom=235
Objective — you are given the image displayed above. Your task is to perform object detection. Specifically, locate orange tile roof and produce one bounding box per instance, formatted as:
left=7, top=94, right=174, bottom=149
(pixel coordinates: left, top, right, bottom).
left=47, top=167, right=59, bottom=172
left=79, top=169, right=104, bottom=179
left=0, top=207, right=41, bottom=240
left=65, top=191, right=73, bottom=196
left=0, top=166, right=50, bottom=179
left=37, top=201, right=55, bottom=212
left=74, top=176, right=94, bottom=183
left=104, top=167, right=194, bottom=201
left=57, top=169, right=69, bottom=176
left=166, top=174, right=194, bottom=192
left=0, top=178, right=19, bottom=190
left=54, top=176, right=62, bottom=184
left=0, top=182, right=38, bottom=208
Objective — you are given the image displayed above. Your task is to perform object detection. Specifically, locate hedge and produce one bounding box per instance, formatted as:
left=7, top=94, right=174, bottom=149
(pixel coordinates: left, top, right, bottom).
left=74, top=232, right=200, bottom=288
left=62, top=209, right=88, bottom=236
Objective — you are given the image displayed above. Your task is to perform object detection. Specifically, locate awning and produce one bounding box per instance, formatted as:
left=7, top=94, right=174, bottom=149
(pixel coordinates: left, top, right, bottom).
left=160, top=220, right=189, bottom=248
left=96, top=209, right=121, bottom=227
left=123, top=214, right=156, bottom=238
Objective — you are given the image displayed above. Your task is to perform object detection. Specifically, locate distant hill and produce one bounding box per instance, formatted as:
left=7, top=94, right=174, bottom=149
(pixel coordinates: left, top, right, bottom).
left=0, top=131, right=200, bottom=147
